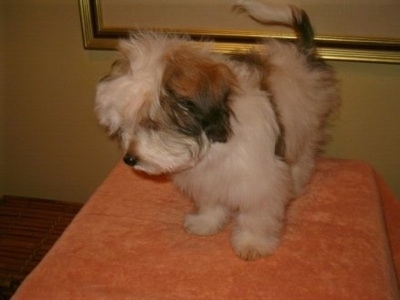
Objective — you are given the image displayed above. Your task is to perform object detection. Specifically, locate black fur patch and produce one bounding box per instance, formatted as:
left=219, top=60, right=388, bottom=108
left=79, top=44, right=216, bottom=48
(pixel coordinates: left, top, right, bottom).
left=292, top=8, right=315, bottom=52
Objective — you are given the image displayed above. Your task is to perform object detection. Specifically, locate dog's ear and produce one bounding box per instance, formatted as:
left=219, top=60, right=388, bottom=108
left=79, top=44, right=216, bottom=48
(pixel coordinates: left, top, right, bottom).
left=198, top=63, right=235, bottom=143
left=162, top=50, right=236, bottom=143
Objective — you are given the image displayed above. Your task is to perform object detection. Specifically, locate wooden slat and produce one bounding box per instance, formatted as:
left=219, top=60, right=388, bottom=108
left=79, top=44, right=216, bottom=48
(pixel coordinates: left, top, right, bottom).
left=0, top=196, right=82, bottom=298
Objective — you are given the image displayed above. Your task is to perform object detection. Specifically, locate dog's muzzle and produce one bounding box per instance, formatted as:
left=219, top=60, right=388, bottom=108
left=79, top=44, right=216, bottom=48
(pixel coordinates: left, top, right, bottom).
left=123, top=154, right=138, bottom=167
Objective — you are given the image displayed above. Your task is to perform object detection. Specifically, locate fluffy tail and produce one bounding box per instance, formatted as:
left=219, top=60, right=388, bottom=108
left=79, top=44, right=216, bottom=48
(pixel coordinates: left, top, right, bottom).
left=234, top=0, right=315, bottom=52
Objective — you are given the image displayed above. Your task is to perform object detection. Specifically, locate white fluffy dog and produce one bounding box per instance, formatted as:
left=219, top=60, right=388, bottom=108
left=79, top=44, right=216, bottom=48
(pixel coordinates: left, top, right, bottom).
left=95, top=0, right=340, bottom=260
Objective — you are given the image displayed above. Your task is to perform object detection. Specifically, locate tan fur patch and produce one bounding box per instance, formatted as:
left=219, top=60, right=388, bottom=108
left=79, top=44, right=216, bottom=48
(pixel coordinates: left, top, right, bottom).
left=159, top=47, right=236, bottom=143
left=162, top=48, right=235, bottom=104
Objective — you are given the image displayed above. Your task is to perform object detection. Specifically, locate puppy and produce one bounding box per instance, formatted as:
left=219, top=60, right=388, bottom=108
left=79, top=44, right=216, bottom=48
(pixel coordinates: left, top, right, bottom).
left=95, top=0, right=340, bottom=260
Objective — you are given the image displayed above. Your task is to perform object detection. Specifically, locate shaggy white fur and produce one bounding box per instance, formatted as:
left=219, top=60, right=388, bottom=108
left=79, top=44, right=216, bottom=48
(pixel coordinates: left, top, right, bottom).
left=95, top=0, right=339, bottom=260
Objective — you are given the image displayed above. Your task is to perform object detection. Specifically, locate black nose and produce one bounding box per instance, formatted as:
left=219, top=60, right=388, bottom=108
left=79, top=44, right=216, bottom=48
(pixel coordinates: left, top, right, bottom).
left=123, top=154, right=138, bottom=167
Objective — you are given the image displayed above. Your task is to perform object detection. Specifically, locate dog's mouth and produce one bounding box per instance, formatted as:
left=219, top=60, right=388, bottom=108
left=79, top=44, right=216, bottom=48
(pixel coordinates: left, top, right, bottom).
left=123, top=155, right=164, bottom=175
left=122, top=134, right=211, bottom=175
left=123, top=154, right=157, bottom=174
left=122, top=153, right=173, bottom=175
left=123, top=152, right=200, bottom=176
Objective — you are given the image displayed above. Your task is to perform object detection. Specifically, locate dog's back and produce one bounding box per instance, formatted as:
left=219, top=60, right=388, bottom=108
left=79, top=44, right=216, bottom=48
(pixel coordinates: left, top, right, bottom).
left=236, top=0, right=340, bottom=193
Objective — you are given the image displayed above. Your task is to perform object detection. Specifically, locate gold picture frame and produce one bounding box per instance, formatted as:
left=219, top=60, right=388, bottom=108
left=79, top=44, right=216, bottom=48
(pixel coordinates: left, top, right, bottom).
left=78, top=0, right=400, bottom=64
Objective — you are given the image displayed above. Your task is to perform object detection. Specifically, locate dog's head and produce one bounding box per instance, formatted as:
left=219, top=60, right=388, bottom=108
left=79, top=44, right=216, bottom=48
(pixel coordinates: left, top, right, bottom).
left=95, top=33, right=237, bottom=174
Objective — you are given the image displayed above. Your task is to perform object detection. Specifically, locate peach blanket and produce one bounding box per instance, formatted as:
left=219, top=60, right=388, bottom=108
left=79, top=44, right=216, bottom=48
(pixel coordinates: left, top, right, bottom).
left=13, top=158, right=400, bottom=299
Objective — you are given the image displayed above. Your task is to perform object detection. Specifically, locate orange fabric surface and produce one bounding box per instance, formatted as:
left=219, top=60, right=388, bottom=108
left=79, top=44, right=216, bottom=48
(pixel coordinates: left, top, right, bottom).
left=13, top=158, right=399, bottom=299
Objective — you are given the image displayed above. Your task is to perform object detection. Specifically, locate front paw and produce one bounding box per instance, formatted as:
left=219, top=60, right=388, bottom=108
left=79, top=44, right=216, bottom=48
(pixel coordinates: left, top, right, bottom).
left=231, top=230, right=280, bottom=261
left=184, top=212, right=225, bottom=236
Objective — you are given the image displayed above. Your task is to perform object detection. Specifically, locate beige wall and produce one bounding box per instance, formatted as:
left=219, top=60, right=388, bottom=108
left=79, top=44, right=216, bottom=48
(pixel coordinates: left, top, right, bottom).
left=2, top=0, right=121, bottom=202
left=325, top=61, right=400, bottom=198
left=1, top=1, right=399, bottom=202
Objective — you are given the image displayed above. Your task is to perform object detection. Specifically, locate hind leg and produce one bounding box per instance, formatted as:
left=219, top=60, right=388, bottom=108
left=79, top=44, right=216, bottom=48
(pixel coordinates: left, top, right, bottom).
left=291, top=146, right=317, bottom=196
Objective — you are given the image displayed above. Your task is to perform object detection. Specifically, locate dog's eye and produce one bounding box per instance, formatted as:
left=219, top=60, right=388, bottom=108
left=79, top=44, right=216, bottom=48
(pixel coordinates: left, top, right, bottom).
left=177, top=99, right=196, bottom=113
